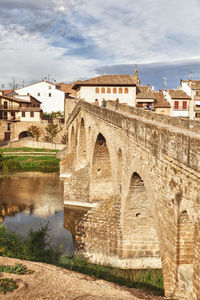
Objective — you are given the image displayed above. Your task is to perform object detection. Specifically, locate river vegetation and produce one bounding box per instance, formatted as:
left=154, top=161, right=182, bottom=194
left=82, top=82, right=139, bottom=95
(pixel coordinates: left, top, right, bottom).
left=0, top=224, right=164, bottom=296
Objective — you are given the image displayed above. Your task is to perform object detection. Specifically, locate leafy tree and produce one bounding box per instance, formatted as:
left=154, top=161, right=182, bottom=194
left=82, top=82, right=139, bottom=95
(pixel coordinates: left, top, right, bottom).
left=43, top=111, right=64, bottom=119
left=27, top=125, right=41, bottom=141
left=44, top=123, right=61, bottom=143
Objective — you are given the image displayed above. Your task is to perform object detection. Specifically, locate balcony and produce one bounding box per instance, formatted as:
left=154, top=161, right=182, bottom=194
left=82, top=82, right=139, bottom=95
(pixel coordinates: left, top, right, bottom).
left=19, top=107, right=41, bottom=112
left=0, top=104, right=19, bottom=111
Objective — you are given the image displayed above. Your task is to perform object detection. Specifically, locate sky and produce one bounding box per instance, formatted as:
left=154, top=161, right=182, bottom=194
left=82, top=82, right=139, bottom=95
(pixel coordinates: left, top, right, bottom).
left=1, top=0, right=200, bottom=90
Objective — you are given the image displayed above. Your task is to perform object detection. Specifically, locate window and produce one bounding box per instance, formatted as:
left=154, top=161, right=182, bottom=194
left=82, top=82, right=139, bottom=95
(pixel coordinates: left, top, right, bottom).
left=7, top=123, right=11, bottom=131
left=27, top=93, right=30, bottom=95
left=49, top=93, right=51, bottom=97
left=182, top=101, right=187, bottom=109
left=174, top=101, right=179, bottom=109
left=22, top=111, right=25, bottom=117
left=30, top=112, right=34, bottom=117
left=196, top=91, right=200, bottom=96
left=101, top=87, right=105, bottom=93
left=107, top=87, right=111, bottom=93
left=119, top=87, right=123, bottom=94
left=37, top=104, right=39, bottom=107
left=125, top=87, right=128, bottom=94
left=37, top=92, right=40, bottom=96
left=113, top=87, right=117, bottom=93
left=95, top=87, right=99, bottom=93
left=3, top=101, right=8, bottom=109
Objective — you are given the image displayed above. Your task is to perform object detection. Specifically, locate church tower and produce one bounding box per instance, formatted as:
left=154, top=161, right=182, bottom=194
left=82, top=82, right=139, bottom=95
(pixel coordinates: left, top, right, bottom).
left=133, top=66, right=140, bottom=86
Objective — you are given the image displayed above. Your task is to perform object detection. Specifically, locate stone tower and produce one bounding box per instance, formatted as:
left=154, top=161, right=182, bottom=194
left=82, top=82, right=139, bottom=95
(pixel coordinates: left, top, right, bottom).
left=133, top=66, right=140, bottom=86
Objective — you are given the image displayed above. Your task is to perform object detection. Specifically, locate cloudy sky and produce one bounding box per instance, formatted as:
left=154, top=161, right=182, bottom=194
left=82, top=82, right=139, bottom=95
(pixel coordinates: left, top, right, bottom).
left=1, top=0, right=200, bottom=89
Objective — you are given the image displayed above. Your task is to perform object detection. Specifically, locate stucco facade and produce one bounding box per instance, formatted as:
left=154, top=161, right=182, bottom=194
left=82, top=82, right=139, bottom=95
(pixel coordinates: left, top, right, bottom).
left=16, top=81, right=65, bottom=113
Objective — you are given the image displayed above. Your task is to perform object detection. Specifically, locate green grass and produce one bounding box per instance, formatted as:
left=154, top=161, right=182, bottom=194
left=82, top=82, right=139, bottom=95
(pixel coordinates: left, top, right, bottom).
left=0, top=278, right=18, bottom=294
left=0, top=156, right=60, bottom=172
left=60, top=255, right=164, bottom=296
left=0, top=147, right=58, bottom=153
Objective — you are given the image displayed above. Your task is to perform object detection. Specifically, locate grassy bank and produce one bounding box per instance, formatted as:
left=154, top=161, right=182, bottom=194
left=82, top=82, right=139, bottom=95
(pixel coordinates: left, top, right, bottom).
left=0, top=156, right=60, bottom=172
left=0, top=147, right=58, bottom=153
left=0, top=147, right=60, bottom=172
left=0, top=224, right=164, bottom=296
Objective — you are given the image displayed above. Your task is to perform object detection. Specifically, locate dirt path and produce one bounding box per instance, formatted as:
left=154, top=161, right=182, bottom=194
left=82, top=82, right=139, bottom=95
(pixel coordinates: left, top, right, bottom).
left=0, top=257, right=164, bottom=300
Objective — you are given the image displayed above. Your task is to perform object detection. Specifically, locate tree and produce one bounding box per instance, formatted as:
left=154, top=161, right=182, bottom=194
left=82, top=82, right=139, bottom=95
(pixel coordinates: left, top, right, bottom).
left=44, top=123, right=61, bottom=143
left=28, top=125, right=41, bottom=141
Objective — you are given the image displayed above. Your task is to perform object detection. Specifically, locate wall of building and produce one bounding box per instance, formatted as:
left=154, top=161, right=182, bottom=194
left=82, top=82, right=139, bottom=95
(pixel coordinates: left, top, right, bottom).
left=77, top=86, right=136, bottom=106
left=16, top=82, right=65, bottom=113
left=155, top=107, right=171, bottom=115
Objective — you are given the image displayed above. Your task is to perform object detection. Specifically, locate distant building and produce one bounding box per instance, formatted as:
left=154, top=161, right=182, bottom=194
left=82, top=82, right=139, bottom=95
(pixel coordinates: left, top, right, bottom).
left=136, top=85, right=155, bottom=109
left=163, top=89, right=191, bottom=117
left=72, top=74, right=137, bottom=106
left=180, top=80, right=200, bottom=120
left=15, top=80, right=66, bottom=113
left=153, top=90, right=171, bottom=115
left=0, top=94, right=42, bottom=141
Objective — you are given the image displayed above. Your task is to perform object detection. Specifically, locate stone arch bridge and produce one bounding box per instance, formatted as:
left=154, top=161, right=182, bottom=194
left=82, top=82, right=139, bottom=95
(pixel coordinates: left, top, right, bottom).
left=60, top=100, right=200, bottom=300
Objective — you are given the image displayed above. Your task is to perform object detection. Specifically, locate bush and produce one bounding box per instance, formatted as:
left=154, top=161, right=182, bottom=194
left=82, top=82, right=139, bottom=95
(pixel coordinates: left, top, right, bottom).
left=0, top=224, right=62, bottom=265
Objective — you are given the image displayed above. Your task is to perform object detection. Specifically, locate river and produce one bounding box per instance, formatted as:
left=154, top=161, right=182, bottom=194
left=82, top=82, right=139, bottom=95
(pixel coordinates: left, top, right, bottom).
left=0, top=172, right=74, bottom=255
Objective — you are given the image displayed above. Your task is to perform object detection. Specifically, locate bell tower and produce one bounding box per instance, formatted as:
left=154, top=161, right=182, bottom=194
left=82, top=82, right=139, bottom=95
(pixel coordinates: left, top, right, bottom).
left=133, top=65, right=140, bottom=86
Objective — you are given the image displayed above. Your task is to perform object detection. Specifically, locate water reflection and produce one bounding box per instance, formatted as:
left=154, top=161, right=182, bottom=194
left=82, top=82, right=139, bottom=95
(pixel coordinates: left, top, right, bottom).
left=0, top=172, right=73, bottom=255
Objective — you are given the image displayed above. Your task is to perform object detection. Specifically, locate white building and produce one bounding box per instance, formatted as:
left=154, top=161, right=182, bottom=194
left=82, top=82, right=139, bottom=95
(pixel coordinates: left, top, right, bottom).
left=163, top=89, right=191, bottom=117
left=15, top=80, right=66, bottom=113
left=72, top=74, right=137, bottom=106
left=180, top=80, right=200, bottom=120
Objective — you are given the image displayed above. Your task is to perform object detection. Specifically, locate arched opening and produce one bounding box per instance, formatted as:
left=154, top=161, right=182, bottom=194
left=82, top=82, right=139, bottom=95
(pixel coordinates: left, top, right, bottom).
left=70, top=126, right=76, bottom=150
left=175, top=211, right=195, bottom=297
left=77, top=118, right=87, bottom=166
left=122, top=172, right=160, bottom=267
left=19, top=131, right=32, bottom=139
left=117, top=148, right=122, bottom=193
left=90, top=133, right=113, bottom=202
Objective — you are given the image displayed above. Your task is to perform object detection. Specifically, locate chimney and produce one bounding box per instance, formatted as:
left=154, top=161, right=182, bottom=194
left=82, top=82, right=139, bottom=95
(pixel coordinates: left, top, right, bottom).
left=147, top=84, right=150, bottom=91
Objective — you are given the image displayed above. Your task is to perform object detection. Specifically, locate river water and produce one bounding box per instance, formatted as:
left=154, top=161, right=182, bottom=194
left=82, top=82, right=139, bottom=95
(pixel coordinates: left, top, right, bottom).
left=0, top=172, right=74, bottom=255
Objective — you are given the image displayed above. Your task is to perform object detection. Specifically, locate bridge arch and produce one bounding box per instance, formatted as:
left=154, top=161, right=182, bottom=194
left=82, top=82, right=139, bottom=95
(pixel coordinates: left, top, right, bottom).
left=77, top=118, right=87, bottom=167
left=70, top=125, right=76, bottom=150
left=122, top=171, right=160, bottom=268
left=90, top=132, right=113, bottom=202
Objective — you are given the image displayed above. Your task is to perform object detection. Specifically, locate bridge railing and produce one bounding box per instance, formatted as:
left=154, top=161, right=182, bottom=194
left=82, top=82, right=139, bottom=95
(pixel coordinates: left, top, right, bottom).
left=106, top=100, right=200, bottom=134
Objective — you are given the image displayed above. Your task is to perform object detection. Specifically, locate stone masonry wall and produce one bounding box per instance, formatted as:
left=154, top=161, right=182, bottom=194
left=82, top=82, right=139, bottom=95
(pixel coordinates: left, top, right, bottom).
left=61, top=100, right=200, bottom=300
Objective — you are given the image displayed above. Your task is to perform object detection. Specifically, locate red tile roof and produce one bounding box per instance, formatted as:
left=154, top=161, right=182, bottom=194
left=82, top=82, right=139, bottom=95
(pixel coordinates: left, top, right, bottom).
left=136, top=86, right=155, bottom=99
left=166, top=89, right=191, bottom=99
left=0, top=90, right=13, bottom=95
left=154, top=91, right=171, bottom=108
left=56, top=82, right=77, bottom=96
left=72, top=75, right=136, bottom=89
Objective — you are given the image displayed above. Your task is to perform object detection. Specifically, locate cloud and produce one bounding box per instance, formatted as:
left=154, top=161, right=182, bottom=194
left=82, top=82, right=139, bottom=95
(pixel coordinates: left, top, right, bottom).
left=1, top=0, right=200, bottom=88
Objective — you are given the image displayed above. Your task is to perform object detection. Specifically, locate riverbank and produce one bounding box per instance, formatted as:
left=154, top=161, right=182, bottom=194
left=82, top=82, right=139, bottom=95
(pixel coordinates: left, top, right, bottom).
left=0, top=257, right=164, bottom=300
left=0, top=147, right=60, bottom=172
left=0, top=224, right=164, bottom=296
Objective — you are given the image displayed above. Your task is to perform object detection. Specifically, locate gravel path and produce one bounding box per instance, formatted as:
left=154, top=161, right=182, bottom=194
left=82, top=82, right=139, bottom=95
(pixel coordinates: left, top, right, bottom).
left=0, top=257, right=165, bottom=300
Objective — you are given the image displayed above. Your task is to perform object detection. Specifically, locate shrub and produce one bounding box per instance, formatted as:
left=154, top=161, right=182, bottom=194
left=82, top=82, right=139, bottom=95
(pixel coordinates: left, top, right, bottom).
left=0, top=224, right=62, bottom=265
